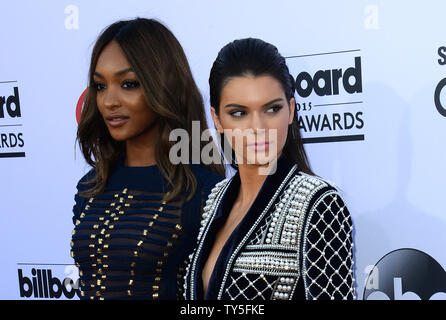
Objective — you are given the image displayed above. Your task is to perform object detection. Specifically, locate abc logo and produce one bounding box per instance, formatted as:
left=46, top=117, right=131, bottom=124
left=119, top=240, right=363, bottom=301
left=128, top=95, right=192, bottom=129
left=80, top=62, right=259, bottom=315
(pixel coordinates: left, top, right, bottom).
left=364, top=248, right=446, bottom=300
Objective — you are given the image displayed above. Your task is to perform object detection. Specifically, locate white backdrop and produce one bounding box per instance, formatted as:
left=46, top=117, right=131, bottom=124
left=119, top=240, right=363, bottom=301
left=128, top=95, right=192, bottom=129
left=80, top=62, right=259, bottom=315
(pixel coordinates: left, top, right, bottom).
left=1, top=0, right=445, bottom=300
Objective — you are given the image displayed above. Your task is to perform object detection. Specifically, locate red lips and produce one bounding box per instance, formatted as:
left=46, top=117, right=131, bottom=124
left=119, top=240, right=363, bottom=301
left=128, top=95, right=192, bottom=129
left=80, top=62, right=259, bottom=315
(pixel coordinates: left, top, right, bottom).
left=247, top=141, right=270, bottom=151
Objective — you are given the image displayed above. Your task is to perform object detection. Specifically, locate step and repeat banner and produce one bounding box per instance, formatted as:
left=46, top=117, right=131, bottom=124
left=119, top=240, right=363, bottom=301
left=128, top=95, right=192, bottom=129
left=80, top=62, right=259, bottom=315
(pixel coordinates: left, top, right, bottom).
left=1, top=0, right=445, bottom=300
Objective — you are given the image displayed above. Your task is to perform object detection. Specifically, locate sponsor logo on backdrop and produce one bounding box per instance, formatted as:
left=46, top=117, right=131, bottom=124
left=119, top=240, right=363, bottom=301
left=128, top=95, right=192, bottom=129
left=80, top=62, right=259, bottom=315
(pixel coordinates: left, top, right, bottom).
left=286, top=49, right=365, bottom=144
left=363, top=248, right=446, bottom=300
left=435, top=46, right=446, bottom=117
left=0, top=80, right=25, bottom=157
left=17, top=263, right=80, bottom=299
left=64, top=5, right=79, bottom=30
left=76, top=88, right=87, bottom=124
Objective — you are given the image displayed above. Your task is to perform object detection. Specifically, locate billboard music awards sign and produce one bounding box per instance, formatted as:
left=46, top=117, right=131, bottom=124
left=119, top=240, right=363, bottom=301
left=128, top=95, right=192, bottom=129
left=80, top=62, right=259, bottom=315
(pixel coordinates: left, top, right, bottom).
left=0, top=82, right=25, bottom=158
left=287, top=50, right=365, bottom=144
left=0, top=1, right=445, bottom=300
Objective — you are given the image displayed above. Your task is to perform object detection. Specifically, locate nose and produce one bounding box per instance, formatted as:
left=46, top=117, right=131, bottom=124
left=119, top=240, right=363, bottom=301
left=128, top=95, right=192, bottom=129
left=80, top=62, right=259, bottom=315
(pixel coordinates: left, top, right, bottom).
left=251, top=112, right=266, bottom=136
left=102, top=85, right=121, bottom=109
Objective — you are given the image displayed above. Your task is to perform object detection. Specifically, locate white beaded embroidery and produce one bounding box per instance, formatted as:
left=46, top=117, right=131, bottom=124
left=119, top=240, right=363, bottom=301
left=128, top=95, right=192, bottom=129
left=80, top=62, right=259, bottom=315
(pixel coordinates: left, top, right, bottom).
left=302, top=190, right=355, bottom=300
left=183, top=168, right=355, bottom=301
left=183, top=178, right=231, bottom=299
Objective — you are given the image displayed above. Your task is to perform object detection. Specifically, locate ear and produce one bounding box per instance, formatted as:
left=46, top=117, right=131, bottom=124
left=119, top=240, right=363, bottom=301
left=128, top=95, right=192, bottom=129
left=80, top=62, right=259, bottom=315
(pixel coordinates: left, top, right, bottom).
left=288, top=97, right=296, bottom=125
left=210, top=107, right=224, bottom=134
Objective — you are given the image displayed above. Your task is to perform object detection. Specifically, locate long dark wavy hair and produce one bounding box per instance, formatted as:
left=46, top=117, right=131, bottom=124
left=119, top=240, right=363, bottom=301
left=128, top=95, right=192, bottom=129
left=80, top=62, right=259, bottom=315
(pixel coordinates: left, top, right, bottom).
left=77, top=18, right=225, bottom=201
left=209, top=38, right=314, bottom=175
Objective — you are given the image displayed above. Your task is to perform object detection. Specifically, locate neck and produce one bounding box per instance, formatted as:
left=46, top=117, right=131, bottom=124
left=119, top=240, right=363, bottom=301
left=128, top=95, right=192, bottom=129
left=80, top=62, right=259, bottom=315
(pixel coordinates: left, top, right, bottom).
left=125, top=125, right=158, bottom=167
left=237, top=165, right=267, bottom=206
left=236, top=157, right=279, bottom=207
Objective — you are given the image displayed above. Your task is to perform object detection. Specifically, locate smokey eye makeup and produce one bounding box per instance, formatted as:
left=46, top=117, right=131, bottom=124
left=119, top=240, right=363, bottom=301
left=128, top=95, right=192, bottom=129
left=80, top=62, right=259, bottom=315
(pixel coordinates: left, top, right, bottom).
left=266, top=104, right=283, bottom=113
left=228, top=104, right=283, bottom=118
left=229, top=109, right=246, bottom=117
left=92, top=81, right=106, bottom=91
left=91, top=80, right=140, bottom=92
left=121, top=80, right=140, bottom=89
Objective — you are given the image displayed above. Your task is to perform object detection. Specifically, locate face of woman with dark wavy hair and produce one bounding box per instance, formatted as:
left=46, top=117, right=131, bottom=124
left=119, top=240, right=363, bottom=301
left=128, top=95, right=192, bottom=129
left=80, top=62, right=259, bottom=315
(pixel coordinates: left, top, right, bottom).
left=211, top=75, right=295, bottom=166
left=93, top=40, right=158, bottom=144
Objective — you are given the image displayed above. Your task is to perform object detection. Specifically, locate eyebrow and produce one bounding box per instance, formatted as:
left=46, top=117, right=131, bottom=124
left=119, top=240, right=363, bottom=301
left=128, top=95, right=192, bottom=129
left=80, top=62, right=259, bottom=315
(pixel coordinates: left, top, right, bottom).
left=224, top=98, right=284, bottom=109
left=93, top=68, right=135, bottom=78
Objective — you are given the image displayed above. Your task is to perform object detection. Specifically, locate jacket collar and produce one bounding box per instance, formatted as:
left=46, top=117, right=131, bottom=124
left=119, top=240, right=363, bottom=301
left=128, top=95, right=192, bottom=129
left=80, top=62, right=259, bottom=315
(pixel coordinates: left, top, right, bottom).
left=197, top=154, right=297, bottom=299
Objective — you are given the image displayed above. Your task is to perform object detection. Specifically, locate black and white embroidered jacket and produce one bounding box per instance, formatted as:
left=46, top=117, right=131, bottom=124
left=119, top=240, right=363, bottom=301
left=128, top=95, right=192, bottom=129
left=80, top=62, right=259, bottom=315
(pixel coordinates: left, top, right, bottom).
left=183, top=156, right=355, bottom=300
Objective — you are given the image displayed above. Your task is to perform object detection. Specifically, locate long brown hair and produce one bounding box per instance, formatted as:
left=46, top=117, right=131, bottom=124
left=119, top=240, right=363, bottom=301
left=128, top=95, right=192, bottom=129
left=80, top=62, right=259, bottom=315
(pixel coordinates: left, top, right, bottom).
left=209, top=38, right=314, bottom=175
left=77, top=18, right=225, bottom=200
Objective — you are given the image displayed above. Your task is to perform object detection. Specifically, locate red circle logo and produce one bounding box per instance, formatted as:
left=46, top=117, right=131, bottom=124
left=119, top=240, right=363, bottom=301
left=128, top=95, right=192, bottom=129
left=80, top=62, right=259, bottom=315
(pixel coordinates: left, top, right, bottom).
left=76, top=88, right=88, bottom=124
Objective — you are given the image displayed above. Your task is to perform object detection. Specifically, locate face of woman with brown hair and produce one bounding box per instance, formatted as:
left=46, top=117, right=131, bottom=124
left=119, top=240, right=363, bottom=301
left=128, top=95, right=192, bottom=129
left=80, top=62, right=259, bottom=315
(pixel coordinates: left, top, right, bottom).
left=211, top=75, right=295, bottom=167
left=93, top=40, right=158, bottom=143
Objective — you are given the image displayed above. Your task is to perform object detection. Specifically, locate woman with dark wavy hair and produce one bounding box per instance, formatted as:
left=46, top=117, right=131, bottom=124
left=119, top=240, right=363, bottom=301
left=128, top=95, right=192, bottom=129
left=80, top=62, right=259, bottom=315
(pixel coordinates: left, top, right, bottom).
left=71, top=18, right=224, bottom=300
left=183, top=38, right=356, bottom=300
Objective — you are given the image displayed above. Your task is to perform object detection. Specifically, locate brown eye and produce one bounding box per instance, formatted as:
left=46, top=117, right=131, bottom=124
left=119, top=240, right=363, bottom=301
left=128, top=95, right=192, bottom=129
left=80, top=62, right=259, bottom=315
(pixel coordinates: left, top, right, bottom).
left=229, top=110, right=245, bottom=117
left=122, top=80, right=140, bottom=89
left=266, top=105, right=283, bottom=113
left=93, top=82, right=106, bottom=91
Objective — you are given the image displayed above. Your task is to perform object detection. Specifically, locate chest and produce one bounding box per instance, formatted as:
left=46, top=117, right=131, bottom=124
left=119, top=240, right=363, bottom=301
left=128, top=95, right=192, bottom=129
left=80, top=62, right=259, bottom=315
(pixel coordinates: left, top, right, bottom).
left=71, top=188, right=187, bottom=299
left=194, top=172, right=323, bottom=300
left=201, top=202, right=251, bottom=290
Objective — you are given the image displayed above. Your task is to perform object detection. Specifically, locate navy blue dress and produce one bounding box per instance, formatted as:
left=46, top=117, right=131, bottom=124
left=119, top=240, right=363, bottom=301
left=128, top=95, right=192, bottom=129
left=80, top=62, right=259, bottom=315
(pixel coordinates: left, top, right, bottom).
left=71, top=162, right=222, bottom=300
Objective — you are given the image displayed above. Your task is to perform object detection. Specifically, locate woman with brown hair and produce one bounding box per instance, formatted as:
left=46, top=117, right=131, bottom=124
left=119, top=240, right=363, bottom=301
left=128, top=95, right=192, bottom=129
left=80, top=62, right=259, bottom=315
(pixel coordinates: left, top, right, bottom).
left=71, top=18, right=224, bottom=300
